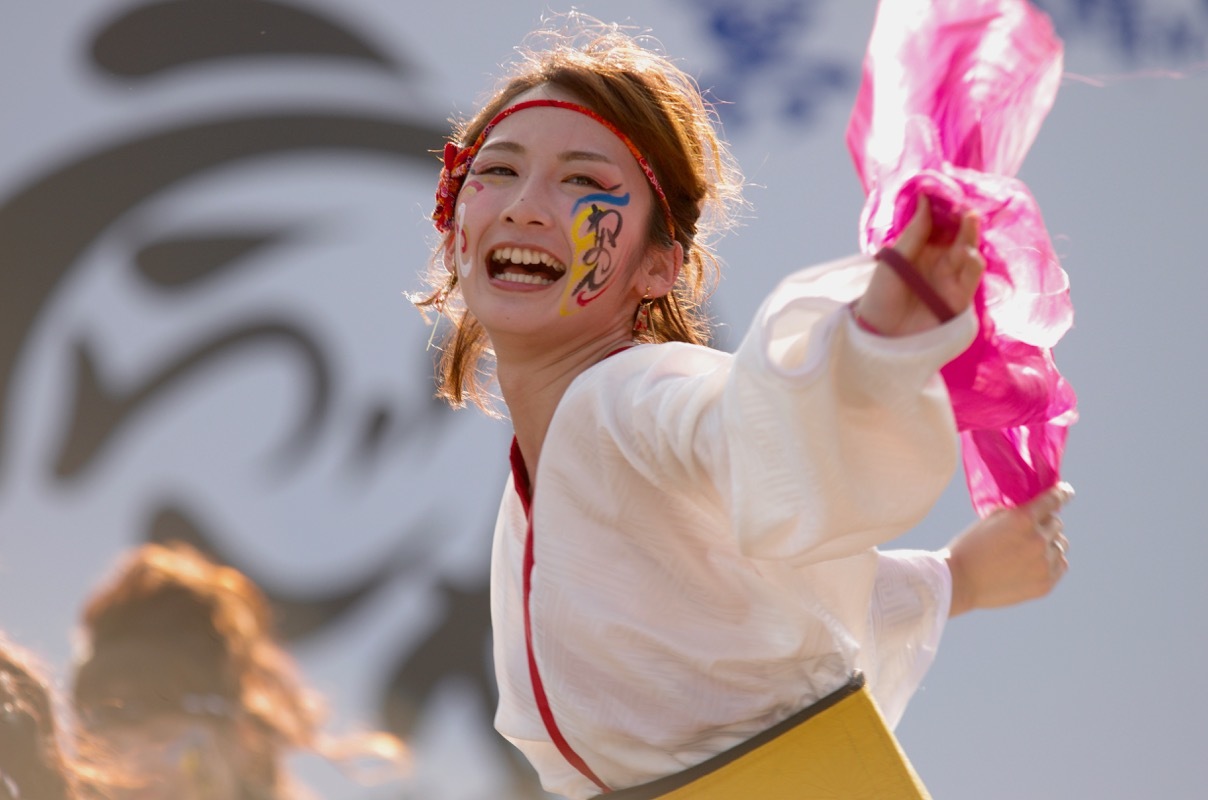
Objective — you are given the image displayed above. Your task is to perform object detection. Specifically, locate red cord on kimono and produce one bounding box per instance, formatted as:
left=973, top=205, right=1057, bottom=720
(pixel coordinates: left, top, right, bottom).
left=510, top=439, right=612, bottom=794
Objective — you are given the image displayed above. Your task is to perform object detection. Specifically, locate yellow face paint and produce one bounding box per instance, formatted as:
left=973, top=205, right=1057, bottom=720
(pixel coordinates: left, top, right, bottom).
left=560, top=191, right=630, bottom=315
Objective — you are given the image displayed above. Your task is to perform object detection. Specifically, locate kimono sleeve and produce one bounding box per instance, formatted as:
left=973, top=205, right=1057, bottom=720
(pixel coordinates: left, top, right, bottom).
left=589, top=254, right=977, bottom=565
left=722, top=254, right=976, bottom=563
left=863, top=549, right=952, bottom=728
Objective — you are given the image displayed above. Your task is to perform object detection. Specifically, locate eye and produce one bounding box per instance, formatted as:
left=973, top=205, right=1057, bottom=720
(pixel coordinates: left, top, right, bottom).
left=471, top=164, right=515, bottom=177
left=566, top=174, right=608, bottom=189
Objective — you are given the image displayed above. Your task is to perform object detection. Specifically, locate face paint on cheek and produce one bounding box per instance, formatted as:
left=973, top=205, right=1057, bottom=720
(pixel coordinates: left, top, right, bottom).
left=455, top=203, right=472, bottom=278
left=560, top=191, right=630, bottom=316
left=453, top=182, right=482, bottom=279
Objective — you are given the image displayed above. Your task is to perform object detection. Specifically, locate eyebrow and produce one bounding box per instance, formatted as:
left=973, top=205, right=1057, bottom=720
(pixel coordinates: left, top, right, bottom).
left=477, top=140, right=618, bottom=166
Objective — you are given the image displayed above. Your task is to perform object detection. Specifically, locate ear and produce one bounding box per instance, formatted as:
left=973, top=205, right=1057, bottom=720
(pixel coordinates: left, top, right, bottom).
left=640, top=240, right=682, bottom=299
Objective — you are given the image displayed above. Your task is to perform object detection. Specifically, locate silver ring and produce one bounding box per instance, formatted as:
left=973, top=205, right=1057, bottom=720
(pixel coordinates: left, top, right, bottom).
left=1052, top=539, right=1067, bottom=557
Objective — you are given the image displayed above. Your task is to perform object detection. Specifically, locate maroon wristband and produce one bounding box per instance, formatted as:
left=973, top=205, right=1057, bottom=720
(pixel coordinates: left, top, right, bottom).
left=874, top=246, right=958, bottom=323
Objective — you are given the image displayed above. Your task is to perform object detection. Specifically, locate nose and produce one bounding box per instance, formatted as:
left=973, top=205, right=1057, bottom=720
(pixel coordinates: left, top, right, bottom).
left=501, top=177, right=554, bottom=227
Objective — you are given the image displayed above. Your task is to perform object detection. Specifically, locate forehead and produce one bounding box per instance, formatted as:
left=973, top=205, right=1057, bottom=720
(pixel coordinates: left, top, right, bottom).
left=480, top=88, right=637, bottom=163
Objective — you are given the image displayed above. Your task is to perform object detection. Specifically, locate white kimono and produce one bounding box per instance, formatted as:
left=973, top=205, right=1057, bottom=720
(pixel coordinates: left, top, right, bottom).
left=490, top=255, right=978, bottom=799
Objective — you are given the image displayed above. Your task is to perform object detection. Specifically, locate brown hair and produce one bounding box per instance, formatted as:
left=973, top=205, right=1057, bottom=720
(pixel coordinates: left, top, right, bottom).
left=415, top=14, right=744, bottom=411
left=72, top=543, right=403, bottom=798
left=1, top=637, right=79, bottom=800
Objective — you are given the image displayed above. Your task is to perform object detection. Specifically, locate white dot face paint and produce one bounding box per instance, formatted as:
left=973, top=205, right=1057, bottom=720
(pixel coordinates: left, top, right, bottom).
left=455, top=202, right=473, bottom=278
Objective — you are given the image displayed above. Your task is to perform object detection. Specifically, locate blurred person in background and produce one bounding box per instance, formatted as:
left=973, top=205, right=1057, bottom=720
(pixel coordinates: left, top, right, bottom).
left=70, top=542, right=403, bottom=800
left=1, top=633, right=108, bottom=800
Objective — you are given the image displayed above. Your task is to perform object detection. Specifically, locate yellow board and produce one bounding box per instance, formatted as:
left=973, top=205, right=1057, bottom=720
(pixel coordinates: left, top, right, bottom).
left=606, top=676, right=931, bottom=800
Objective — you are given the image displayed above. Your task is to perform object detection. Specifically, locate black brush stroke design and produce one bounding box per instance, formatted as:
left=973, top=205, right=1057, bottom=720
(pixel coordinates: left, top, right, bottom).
left=134, top=231, right=289, bottom=289
left=0, top=110, right=442, bottom=480
left=91, top=0, right=401, bottom=78
left=55, top=321, right=330, bottom=479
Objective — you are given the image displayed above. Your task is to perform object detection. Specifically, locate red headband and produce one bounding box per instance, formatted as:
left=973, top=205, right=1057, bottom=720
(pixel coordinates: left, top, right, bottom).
left=432, top=99, right=675, bottom=240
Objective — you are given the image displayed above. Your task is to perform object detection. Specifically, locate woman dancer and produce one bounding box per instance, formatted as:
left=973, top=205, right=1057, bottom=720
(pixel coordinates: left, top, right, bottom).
left=416, top=16, right=1071, bottom=799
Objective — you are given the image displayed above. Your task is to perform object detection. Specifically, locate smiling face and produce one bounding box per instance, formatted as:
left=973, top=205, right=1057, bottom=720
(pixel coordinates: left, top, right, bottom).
left=451, top=87, right=658, bottom=350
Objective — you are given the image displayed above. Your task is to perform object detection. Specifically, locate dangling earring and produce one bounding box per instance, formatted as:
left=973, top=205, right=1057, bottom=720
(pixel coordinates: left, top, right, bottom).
left=633, top=287, right=653, bottom=335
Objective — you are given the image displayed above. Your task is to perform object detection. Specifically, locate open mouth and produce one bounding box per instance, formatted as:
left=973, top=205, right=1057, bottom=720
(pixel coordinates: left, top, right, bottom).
left=488, top=247, right=566, bottom=286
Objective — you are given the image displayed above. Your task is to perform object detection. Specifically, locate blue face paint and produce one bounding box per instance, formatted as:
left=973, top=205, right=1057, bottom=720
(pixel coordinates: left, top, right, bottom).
left=572, top=191, right=631, bottom=213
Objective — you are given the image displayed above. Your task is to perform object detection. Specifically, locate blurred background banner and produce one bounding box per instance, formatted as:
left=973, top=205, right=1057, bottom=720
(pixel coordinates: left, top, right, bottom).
left=1, top=2, right=1205, bottom=798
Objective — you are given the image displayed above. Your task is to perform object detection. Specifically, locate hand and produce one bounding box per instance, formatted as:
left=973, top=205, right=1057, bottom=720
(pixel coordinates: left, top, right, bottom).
left=946, top=483, right=1073, bottom=617
left=854, top=196, right=986, bottom=336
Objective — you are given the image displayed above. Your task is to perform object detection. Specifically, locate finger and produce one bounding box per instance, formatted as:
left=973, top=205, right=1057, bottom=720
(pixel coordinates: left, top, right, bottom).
left=953, top=214, right=985, bottom=285
left=955, top=210, right=981, bottom=250
left=1038, top=513, right=1064, bottom=541
left=958, top=240, right=986, bottom=294
left=892, top=195, right=933, bottom=259
left=1026, top=483, right=1073, bottom=522
left=1049, top=534, right=1070, bottom=576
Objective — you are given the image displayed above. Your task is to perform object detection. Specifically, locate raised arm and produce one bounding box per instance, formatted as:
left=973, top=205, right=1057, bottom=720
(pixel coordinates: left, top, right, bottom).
left=854, top=197, right=986, bottom=337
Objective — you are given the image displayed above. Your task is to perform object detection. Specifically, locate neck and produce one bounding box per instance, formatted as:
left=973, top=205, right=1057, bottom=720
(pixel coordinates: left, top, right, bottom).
left=497, top=331, right=634, bottom=487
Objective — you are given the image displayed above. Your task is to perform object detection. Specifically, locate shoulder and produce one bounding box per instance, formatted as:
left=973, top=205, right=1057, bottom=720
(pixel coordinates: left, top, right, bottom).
left=566, top=342, right=730, bottom=399
left=550, top=342, right=732, bottom=466
left=557, top=342, right=732, bottom=426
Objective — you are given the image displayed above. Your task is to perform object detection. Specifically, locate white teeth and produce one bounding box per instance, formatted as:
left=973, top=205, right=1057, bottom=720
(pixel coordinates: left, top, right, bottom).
left=496, top=271, right=555, bottom=286
left=490, top=247, right=565, bottom=273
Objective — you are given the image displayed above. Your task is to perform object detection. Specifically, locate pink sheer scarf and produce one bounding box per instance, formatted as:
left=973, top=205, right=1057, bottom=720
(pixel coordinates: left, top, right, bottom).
left=847, top=0, right=1078, bottom=517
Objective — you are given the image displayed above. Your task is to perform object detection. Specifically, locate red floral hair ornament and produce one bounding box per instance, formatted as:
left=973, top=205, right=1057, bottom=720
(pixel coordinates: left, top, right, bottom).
left=432, top=99, right=675, bottom=240
left=432, top=141, right=474, bottom=234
